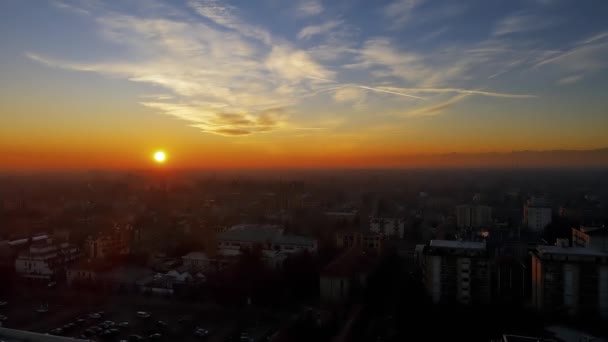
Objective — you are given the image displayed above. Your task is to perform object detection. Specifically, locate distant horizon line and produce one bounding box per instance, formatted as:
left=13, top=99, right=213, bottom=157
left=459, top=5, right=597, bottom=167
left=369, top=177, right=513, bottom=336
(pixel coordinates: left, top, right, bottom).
left=2, top=146, right=607, bottom=172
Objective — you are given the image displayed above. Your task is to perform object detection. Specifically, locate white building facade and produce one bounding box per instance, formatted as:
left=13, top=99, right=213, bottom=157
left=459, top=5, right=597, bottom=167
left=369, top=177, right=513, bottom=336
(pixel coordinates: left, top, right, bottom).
left=15, top=240, right=81, bottom=280
left=524, top=198, right=552, bottom=232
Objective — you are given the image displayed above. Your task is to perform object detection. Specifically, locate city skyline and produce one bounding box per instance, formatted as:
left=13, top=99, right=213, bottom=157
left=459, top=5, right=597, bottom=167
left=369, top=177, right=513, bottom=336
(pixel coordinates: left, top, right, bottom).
left=1, top=0, right=608, bottom=169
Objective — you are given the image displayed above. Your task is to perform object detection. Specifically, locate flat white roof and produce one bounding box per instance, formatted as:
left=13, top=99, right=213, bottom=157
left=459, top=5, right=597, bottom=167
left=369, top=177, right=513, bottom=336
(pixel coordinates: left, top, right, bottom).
left=182, top=251, right=208, bottom=260
left=537, top=245, right=608, bottom=257
left=430, top=240, right=486, bottom=250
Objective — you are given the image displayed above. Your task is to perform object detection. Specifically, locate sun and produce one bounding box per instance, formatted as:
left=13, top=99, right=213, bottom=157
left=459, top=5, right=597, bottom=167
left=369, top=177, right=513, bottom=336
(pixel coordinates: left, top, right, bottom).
left=153, top=151, right=166, bottom=163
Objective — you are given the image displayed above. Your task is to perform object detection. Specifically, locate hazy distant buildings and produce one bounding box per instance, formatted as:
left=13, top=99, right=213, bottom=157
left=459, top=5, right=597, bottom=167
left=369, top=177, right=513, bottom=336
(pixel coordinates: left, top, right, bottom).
left=416, top=240, right=491, bottom=305
left=456, top=205, right=492, bottom=228
left=530, top=245, right=608, bottom=318
left=336, top=231, right=383, bottom=252
left=85, top=226, right=131, bottom=259
left=523, top=198, right=552, bottom=232
left=369, top=217, right=405, bottom=238
left=15, top=238, right=81, bottom=280
left=217, top=224, right=317, bottom=254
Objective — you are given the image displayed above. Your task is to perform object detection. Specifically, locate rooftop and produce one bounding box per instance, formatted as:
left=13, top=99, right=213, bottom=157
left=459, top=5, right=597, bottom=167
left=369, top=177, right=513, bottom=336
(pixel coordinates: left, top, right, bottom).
left=273, top=234, right=316, bottom=246
left=576, top=225, right=607, bottom=235
left=430, top=240, right=486, bottom=250
left=536, top=245, right=608, bottom=257
left=182, top=251, right=208, bottom=260
left=217, top=224, right=283, bottom=243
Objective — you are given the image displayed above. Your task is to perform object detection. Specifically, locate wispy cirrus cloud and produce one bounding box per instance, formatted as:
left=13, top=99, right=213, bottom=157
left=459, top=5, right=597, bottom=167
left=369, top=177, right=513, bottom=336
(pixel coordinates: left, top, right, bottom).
left=297, top=0, right=323, bottom=17
left=51, top=0, right=91, bottom=16
left=493, top=12, right=555, bottom=36
left=297, top=20, right=342, bottom=40
left=28, top=0, right=547, bottom=137
left=383, top=0, right=426, bottom=29
left=187, top=0, right=273, bottom=44
left=27, top=6, right=331, bottom=136
left=557, top=75, right=583, bottom=85
left=534, top=31, right=608, bottom=84
left=377, top=86, right=537, bottom=99
left=400, top=93, right=471, bottom=117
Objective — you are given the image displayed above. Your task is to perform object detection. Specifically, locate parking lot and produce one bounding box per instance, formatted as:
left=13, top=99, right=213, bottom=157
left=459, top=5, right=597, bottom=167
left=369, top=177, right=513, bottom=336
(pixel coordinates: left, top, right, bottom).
left=0, top=287, right=281, bottom=342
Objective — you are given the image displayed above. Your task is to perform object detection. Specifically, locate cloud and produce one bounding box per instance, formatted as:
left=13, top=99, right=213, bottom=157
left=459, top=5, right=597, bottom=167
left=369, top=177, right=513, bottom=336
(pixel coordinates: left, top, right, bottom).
left=557, top=75, right=583, bottom=85
left=297, top=20, right=342, bottom=40
left=581, top=31, right=608, bottom=45
left=297, top=0, right=323, bottom=17
left=418, top=27, right=449, bottom=42
left=265, top=45, right=335, bottom=82
left=493, top=12, right=555, bottom=36
left=377, top=86, right=536, bottom=99
left=383, top=0, right=425, bottom=29
left=27, top=10, right=333, bottom=136
left=534, top=32, right=608, bottom=78
left=400, top=93, right=471, bottom=117
left=51, top=0, right=91, bottom=16
left=332, top=87, right=366, bottom=103
left=29, top=0, right=541, bottom=135
left=142, top=102, right=285, bottom=136
left=188, top=0, right=272, bottom=44
left=347, top=38, right=473, bottom=86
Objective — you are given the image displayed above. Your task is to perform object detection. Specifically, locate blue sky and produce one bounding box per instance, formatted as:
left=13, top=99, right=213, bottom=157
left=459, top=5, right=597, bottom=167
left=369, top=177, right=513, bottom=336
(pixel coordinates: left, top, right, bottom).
left=1, top=0, right=608, bottom=160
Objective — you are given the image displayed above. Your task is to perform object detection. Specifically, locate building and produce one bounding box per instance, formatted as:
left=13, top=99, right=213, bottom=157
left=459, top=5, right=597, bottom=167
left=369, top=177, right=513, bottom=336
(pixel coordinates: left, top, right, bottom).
left=217, top=224, right=317, bottom=255
left=369, top=217, right=405, bottom=238
left=523, top=198, right=552, bottom=232
left=67, top=261, right=150, bottom=292
left=182, top=251, right=210, bottom=268
left=530, top=245, right=608, bottom=318
left=456, top=205, right=492, bottom=228
left=66, top=259, right=112, bottom=287
left=336, top=231, right=383, bottom=252
left=15, top=239, right=81, bottom=281
left=320, top=247, right=378, bottom=302
left=571, top=225, right=608, bottom=252
left=84, top=225, right=131, bottom=259
left=271, top=234, right=318, bottom=254
left=0, top=327, right=88, bottom=341
left=416, top=240, right=491, bottom=305
left=323, top=209, right=359, bottom=224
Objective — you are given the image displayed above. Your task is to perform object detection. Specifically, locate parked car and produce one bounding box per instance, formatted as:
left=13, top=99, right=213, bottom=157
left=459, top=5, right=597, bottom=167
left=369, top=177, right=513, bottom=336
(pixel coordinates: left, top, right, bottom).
left=119, top=321, right=130, bottom=328
left=136, top=311, right=151, bottom=318
left=149, top=333, right=162, bottom=340
left=194, top=327, right=209, bottom=338
left=0, top=315, right=7, bottom=321
left=47, top=282, right=56, bottom=288
left=178, top=315, right=192, bottom=324
left=89, top=313, right=101, bottom=319
left=128, top=335, right=144, bottom=341
left=50, top=328, right=63, bottom=335
left=36, top=305, right=49, bottom=314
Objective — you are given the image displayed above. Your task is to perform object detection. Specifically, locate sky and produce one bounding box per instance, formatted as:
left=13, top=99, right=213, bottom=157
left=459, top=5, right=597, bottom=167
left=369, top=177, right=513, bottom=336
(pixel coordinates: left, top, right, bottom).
left=1, top=0, right=608, bottom=169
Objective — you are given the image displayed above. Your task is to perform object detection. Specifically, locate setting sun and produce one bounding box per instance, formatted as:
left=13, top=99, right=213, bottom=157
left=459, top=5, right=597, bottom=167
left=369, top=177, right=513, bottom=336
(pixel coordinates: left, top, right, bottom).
left=153, top=151, right=166, bottom=163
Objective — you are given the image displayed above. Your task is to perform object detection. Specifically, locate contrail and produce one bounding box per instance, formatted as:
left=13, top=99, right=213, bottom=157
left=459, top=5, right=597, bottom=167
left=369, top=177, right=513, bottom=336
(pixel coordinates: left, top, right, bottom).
left=356, top=85, right=426, bottom=100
